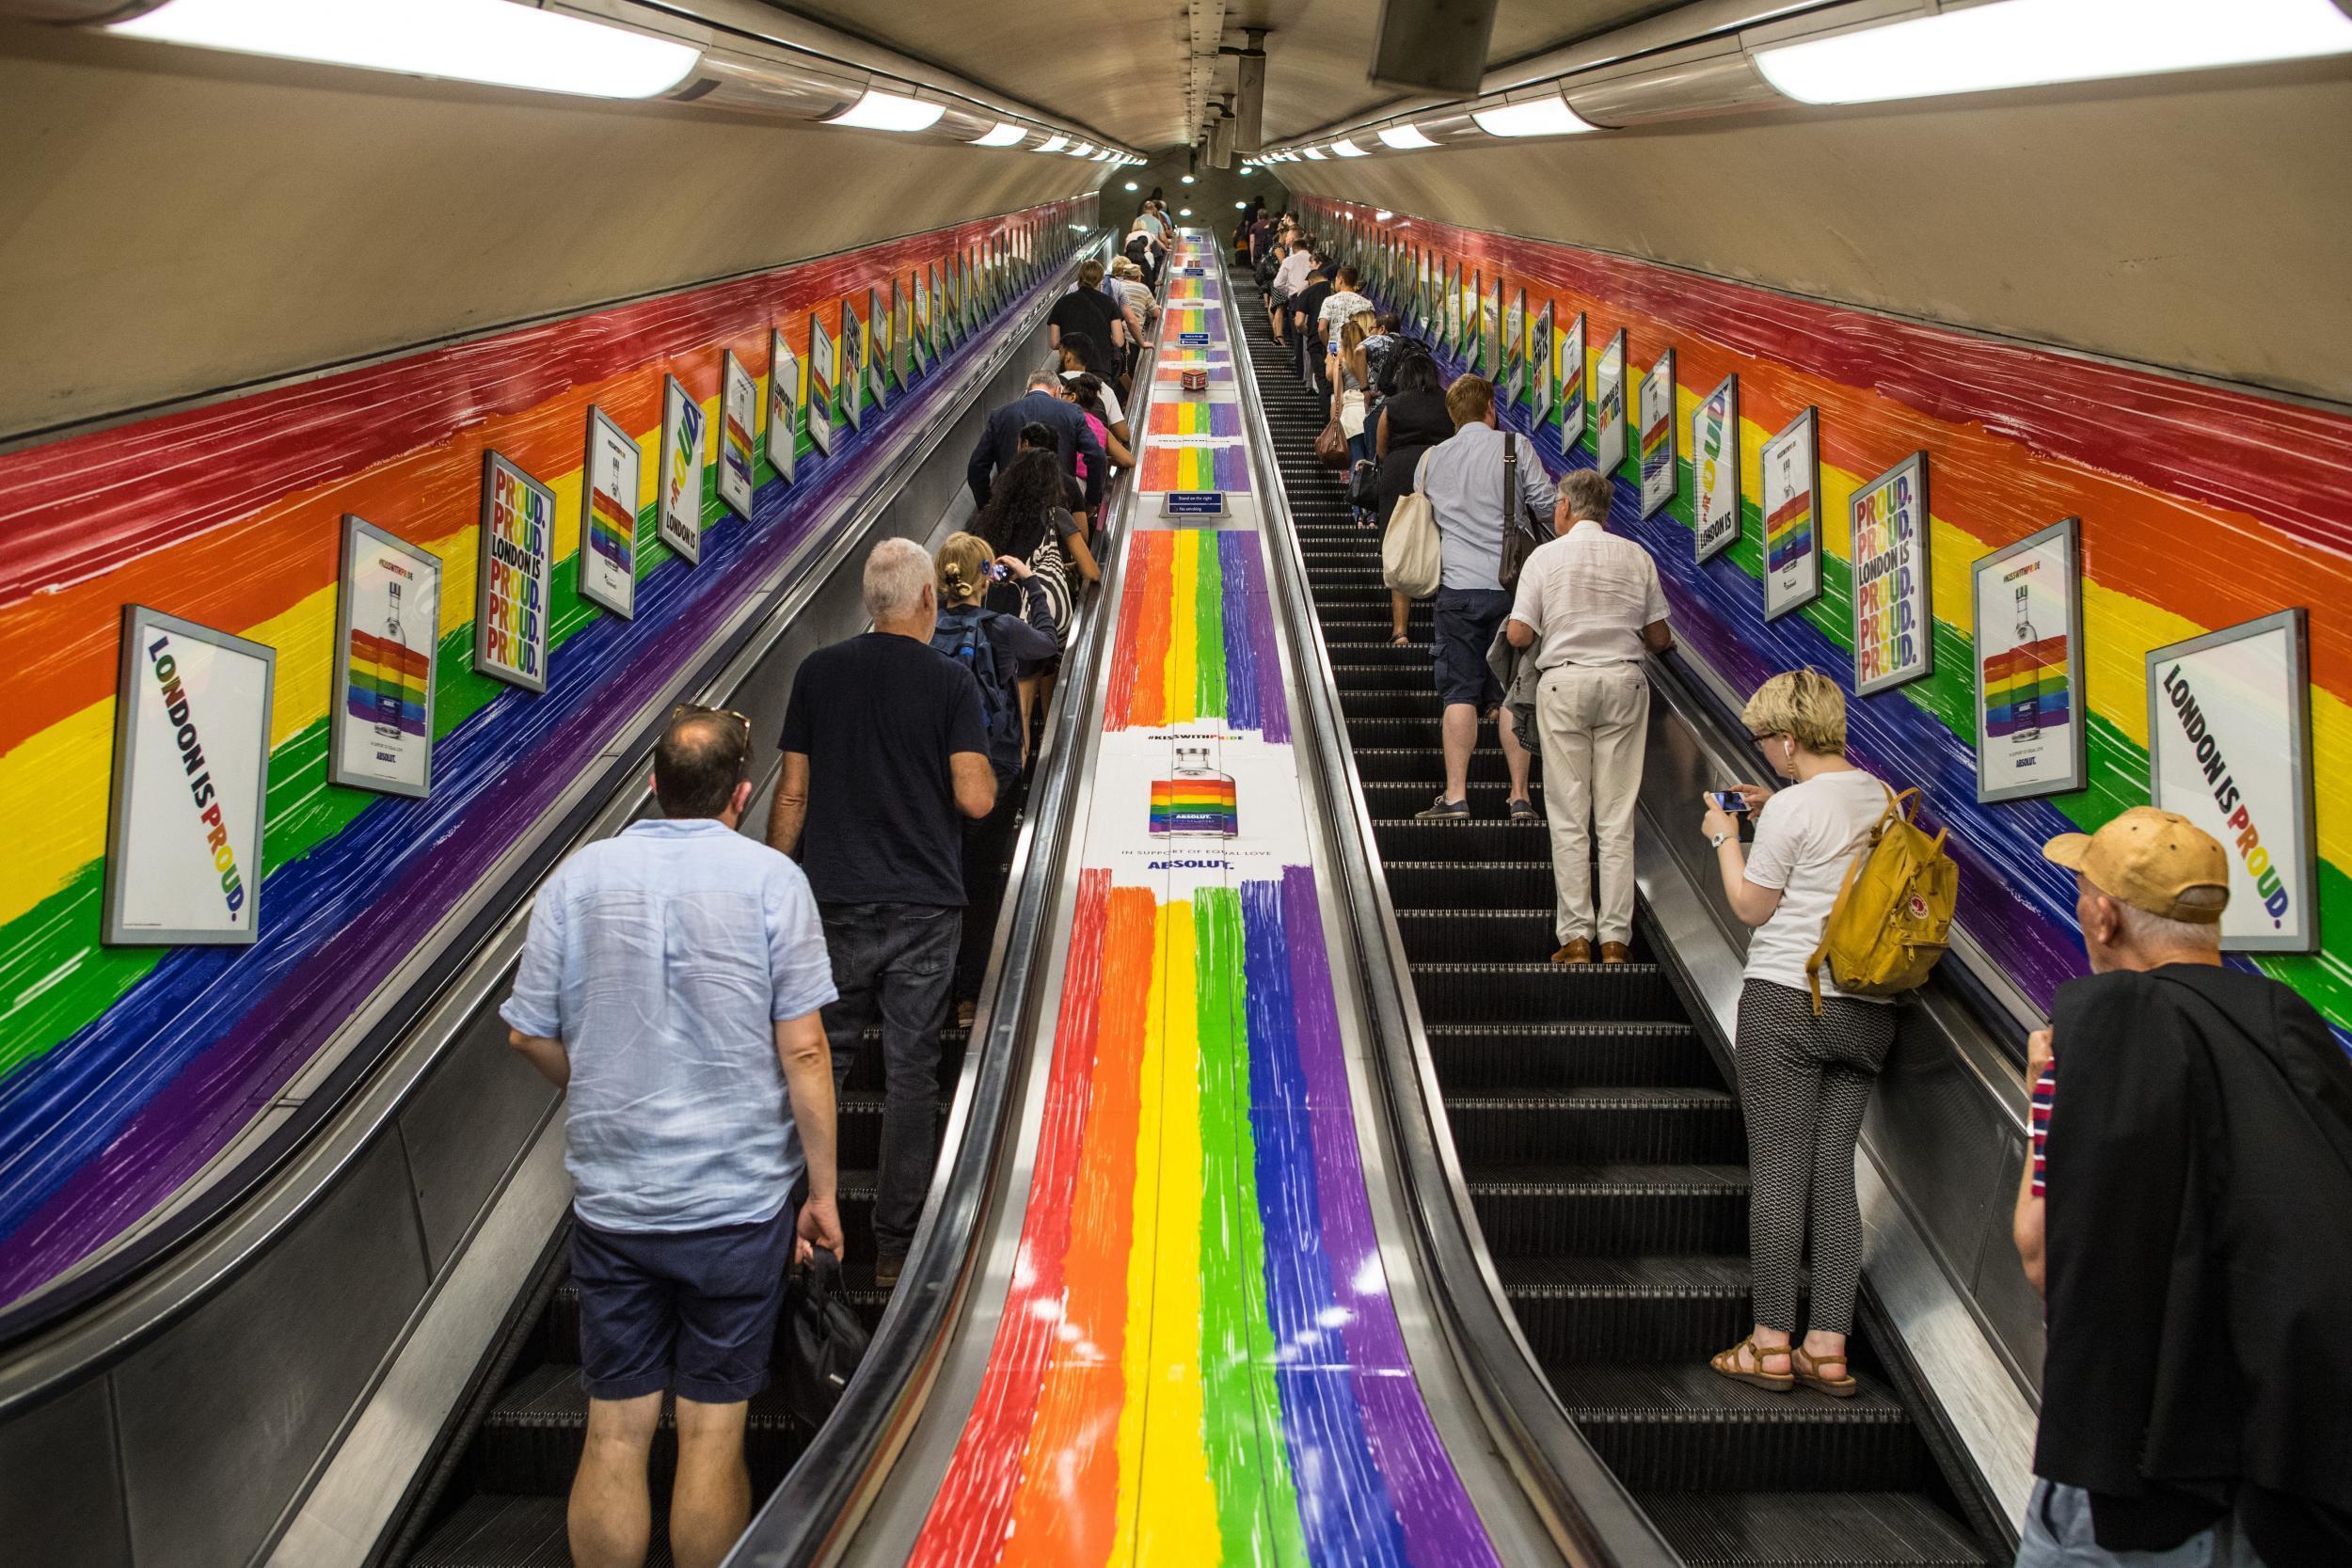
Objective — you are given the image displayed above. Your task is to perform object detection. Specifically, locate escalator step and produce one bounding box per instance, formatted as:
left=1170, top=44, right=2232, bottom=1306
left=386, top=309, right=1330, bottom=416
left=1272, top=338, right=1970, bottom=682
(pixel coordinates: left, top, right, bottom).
left=1636, top=1492, right=1994, bottom=1566
left=1348, top=750, right=1535, bottom=789
left=1491, top=1254, right=1773, bottom=1364
left=1411, top=961, right=1680, bottom=1022
left=1545, top=1362, right=1928, bottom=1493
left=472, top=1363, right=810, bottom=1498
left=1323, top=648, right=1434, bottom=675
left=409, top=1492, right=648, bottom=1567
left=1445, top=1088, right=1743, bottom=1164
left=1384, top=863, right=1559, bottom=911
left=1344, top=690, right=1447, bottom=719
left=835, top=1091, right=956, bottom=1168
left=1466, top=1164, right=1748, bottom=1257
left=1391, top=909, right=1562, bottom=964
left=1425, top=1022, right=1715, bottom=1090
left=1373, top=819, right=1548, bottom=863
left=1358, top=779, right=1545, bottom=814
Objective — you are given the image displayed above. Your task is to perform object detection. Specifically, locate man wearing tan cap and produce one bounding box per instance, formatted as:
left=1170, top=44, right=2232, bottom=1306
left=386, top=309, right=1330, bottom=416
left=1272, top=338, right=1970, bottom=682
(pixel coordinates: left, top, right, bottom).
left=2011, top=807, right=2352, bottom=1568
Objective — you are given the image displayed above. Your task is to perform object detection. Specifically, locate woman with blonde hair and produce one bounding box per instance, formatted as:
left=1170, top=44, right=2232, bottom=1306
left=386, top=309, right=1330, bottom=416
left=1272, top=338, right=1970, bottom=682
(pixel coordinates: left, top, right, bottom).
left=1697, top=668, right=1899, bottom=1401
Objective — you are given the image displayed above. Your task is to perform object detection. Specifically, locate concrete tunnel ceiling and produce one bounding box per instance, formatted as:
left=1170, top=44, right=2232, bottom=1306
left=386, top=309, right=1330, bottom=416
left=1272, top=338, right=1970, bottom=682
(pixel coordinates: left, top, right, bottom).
left=759, top=0, right=1688, bottom=150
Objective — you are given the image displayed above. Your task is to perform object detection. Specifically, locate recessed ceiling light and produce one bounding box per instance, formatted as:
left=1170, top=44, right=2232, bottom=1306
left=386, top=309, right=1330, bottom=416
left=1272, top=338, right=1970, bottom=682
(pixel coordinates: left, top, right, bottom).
left=972, top=121, right=1025, bottom=147
left=824, top=87, right=946, bottom=133
left=1377, top=124, right=1438, bottom=150
left=1331, top=138, right=1369, bottom=157
left=107, top=0, right=702, bottom=98
left=1034, top=134, right=1068, bottom=153
left=1470, top=96, right=1597, bottom=136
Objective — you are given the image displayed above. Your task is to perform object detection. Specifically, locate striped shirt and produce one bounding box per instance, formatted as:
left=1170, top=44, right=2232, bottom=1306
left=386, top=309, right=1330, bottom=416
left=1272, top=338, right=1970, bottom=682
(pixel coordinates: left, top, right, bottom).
left=2029, top=1055, right=2057, bottom=1197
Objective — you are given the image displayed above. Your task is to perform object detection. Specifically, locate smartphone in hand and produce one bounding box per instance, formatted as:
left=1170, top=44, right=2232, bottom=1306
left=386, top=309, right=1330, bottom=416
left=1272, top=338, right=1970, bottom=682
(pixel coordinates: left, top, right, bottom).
left=1708, top=790, right=1751, bottom=814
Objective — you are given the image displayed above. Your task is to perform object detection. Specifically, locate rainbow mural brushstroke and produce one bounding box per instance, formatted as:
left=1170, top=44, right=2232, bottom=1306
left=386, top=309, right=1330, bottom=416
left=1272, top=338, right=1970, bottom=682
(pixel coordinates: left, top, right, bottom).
left=1104, top=529, right=1287, bottom=740
left=1149, top=777, right=1238, bottom=835
left=0, top=194, right=1094, bottom=1305
left=1141, top=443, right=1249, bottom=492
left=1150, top=402, right=1242, bottom=436
left=1766, top=489, right=1813, bottom=572
left=1985, top=638, right=2073, bottom=736
left=1297, top=192, right=2352, bottom=1046
left=343, top=629, right=428, bottom=736
left=904, top=870, right=1500, bottom=1567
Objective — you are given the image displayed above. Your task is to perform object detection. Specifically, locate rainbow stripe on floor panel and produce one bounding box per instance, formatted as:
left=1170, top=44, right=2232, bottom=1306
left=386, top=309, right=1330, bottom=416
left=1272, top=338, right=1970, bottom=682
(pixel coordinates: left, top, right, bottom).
left=905, top=867, right=1500, bottom=1568
left=1140, top=443, right=1249, bottom=493
left=1104, top=530, right=1287, bottom=740
left=1150, top=403, right=1242, bottom=437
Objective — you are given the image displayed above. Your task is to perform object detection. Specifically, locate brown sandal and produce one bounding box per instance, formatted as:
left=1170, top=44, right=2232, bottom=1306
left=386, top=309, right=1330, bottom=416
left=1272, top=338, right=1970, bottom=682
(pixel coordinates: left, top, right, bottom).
left=1708, top=1336, right=1793, bottom=1392
left=1791, top=1343, right=1858, bottom=1398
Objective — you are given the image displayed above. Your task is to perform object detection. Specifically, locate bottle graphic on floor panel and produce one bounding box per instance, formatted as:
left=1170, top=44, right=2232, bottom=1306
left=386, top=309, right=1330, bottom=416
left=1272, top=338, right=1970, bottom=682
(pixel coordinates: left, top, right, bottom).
left=1150, top=743, right=1238, bottom=836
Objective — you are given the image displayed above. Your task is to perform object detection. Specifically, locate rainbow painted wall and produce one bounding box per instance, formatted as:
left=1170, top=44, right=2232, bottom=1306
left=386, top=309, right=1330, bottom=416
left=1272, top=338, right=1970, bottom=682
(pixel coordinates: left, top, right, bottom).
left=0, top=196, right=1092, bottom=1307
left=1295, top=195, right=2352, bottom=1044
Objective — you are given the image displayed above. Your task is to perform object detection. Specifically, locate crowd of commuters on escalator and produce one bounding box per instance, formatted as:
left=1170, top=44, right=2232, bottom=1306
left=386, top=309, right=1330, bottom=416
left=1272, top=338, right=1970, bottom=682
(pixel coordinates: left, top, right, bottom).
left=968, top=368, right=1105, bottom=528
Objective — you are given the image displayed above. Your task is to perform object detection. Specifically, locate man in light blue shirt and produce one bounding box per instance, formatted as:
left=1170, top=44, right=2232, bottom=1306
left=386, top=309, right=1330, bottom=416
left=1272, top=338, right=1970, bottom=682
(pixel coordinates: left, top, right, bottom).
left=1413, top=373, right=1554, bottom=822
left=502, top=706, right=839, bottom=1568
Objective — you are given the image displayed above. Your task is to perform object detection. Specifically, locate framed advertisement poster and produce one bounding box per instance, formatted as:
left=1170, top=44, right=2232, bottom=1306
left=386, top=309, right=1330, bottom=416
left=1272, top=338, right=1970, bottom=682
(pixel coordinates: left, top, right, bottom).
left=476, top=450, right=556, bottom=689
left=1532, top=300, right=1554, bottom=420
left=330, top=515, right=439, bottom=797
left=1973, top=517, right=2086, bottom=803
left=1485, top=275, right=1504, bottom=388
left=717, top=351, right=758, bottom=521
left=869, top=286, right=892, bottom=405
left=1762, top=406, right=1820, bottom=621
left=930, top=261, right=947, bottom=351
left=1691, top=374, right=1740, bottom=563
left=1594, top=329, right=1629, bottom=478
left=1638, top=348, right=1677, bottom=518
left=806, top=311, right=836, bottom=457
left=892, top=277, right=913, bottom=387
left=1467, top=269, right=1486, bottom=369
left=1442, top=261, right=1461, bottom=354
left=838, top=299, right=866, bottom=434
left=2147, top=609, right=2316, bottom=952
left=912, top=268, right=932, bottom=373
left=1850, top=451, right=1932, bottom=694
left=656, top=376, right=707, bottom=564
left=766, top=331, right=800, bottom=486
left=103, top=606, right=275, bottom=945
left=1503, top=288, right=1527, bottom=411
left=964, top=248, right=981, bottom=331
left=580, top=405, right=640, bottom=618
left=1559, top=311, right=1586, bottom=451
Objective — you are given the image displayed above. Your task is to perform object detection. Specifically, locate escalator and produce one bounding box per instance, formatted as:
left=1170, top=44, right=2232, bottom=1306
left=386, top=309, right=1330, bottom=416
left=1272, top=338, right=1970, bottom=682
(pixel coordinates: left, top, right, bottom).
left=1235, top=282, right=1996, bottom=1567
left=405, top=1022, right=966, bottom=1565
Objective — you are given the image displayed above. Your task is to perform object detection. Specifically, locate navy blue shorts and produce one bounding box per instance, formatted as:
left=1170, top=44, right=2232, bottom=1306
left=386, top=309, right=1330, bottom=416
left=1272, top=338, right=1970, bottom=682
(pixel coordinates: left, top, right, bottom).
left=1433, top=587, right=1511, bottom=711
left=571, top=1203, right=796, bottom=1403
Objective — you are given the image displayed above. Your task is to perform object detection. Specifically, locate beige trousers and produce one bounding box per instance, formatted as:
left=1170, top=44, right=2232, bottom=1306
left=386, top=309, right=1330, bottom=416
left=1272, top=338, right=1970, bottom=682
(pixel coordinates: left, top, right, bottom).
left=1534, top=663, right=1649, bottom=946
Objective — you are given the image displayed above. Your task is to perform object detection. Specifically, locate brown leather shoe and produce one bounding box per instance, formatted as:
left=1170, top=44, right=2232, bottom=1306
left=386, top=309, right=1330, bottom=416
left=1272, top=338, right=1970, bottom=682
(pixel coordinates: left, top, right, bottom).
left=1550, top=939, right=1593, bottom=965
left=1599, top=942, right=1631, bottom=964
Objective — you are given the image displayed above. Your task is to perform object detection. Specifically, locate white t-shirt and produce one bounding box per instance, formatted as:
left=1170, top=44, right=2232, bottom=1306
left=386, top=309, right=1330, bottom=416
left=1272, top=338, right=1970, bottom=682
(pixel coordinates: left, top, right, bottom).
left=1740, top=768, right=1897, bottom=1002
left=1510, top=521, right=1668, bottom=670
left=1318, top=291, right=1373, bottom=333
left=1273, top=251, right=1314, bottom=296
left=1063, top=371, right=1121, bottom=426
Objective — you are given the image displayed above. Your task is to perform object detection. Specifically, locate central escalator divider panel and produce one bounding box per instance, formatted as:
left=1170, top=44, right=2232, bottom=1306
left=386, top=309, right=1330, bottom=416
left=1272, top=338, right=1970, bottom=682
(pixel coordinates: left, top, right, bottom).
left=1238, top=280, right=1994, bottom=1566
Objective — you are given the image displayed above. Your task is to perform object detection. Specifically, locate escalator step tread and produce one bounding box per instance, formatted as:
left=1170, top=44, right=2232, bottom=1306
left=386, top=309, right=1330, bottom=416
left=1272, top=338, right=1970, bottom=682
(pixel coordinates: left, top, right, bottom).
left=1491, top=1253, right=1754, bottom=1295
left=1549, top=1360, right=1911, bottom=1424
left=409, top=1493, right=665, bottom=1568
left=1638, top=1492, right=1994, bottom=1566
left=1464, top=1162, right=1749, bottom=1194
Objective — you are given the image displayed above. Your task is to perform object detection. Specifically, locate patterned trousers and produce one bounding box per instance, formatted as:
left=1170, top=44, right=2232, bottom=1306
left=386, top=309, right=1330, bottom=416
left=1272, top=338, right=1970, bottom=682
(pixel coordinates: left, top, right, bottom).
left=1735, top=979, right=1897, bottom=1335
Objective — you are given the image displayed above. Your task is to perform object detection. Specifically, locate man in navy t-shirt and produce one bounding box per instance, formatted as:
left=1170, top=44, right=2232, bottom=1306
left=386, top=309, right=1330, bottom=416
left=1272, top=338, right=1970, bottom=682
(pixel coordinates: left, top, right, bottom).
left=769, top=537, right=995, bottom=1287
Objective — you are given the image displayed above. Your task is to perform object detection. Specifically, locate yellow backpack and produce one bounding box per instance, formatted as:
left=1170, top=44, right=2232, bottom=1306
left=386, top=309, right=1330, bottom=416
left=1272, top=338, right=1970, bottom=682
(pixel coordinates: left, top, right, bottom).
left=1805, top=785, right=1957, bottom=1013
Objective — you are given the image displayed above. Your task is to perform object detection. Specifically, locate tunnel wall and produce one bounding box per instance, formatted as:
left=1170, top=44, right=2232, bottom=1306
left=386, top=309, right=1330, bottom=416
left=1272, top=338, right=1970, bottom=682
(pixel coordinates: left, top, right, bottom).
left=0, top=192, right=1093, bottom=1309
left=1288, top=192, right=2352, bottom=1048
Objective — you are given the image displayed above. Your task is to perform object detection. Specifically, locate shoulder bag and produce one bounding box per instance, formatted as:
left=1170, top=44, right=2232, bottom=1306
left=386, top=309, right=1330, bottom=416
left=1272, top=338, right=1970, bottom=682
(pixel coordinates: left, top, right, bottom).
left=1499, top=432, right=1545, bottom=595
left=1382, top=449, right=1442, bottom=600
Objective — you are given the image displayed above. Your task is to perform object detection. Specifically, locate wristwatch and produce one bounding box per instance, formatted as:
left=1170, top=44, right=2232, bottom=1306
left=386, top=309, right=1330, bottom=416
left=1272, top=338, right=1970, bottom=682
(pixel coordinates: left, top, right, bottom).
left=1709, top=831, right=1735, bottom=850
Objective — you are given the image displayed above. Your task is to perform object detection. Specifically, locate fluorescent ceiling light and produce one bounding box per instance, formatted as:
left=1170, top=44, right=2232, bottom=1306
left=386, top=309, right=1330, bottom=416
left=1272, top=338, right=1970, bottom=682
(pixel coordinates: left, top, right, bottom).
left=1123, top=180, right=1139, bottom=190
left=1331, top=138, right=1369, bottom=157
left=1179, top=207, right=1193, bottom=216
left=825, top=87, right=946, bottom=132
left=1300, top=145, right=1327, bottom=159
left=972, top=120, right=1025, bottom=147
left=1035, top=134, right=1069, bottom=152
left=1470, top=96, right=1598, bottom=136
left=1754, top=0, right=2352, bottom=104
left=1377, top=123, right=1438, bottom=150
left=1181, top=173, right=1196, bottom=183
left=1067, top=142, right=1094, bottom=156
left=108, top=0, right=701, bottom=99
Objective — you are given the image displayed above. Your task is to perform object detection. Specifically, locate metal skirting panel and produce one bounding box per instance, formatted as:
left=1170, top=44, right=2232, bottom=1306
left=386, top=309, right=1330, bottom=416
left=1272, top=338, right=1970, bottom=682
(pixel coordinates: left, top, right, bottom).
left=113, top=1135, right=432, bottom=1568
left=0, top=1369, right=129, bottom=1562
left=397, top=1022, right=562, bottom=1275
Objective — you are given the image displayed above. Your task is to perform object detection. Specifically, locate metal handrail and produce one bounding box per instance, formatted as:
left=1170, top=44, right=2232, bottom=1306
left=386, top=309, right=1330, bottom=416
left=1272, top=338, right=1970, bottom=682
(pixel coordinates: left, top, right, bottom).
left=727, top=246, right=1167, bottom=1568
left=0, top=234, right=1114, bottom=1397
left=1222, top=252, right=1680, bottom=1564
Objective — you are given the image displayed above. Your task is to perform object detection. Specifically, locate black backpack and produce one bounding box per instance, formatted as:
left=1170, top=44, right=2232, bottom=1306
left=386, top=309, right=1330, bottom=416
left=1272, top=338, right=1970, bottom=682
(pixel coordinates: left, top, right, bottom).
left=931, top=605, right=1020, bottom=783
left=1379, top=338, right=1434, bottom=399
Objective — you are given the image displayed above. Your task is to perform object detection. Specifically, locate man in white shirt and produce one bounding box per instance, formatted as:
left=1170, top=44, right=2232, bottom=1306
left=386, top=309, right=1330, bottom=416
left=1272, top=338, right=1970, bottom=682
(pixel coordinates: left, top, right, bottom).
left=1506, top=468, right=1673, bottom=963
left=1267, top=237, right=1314, bottom=341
